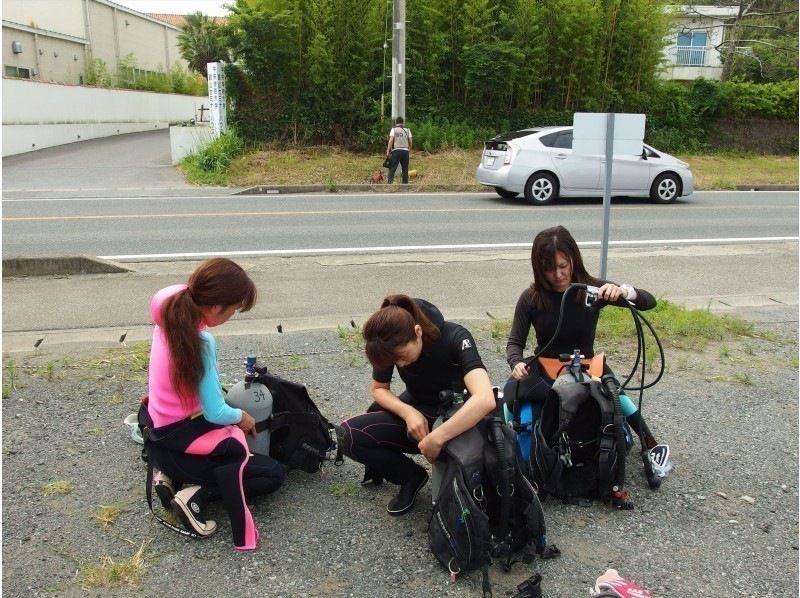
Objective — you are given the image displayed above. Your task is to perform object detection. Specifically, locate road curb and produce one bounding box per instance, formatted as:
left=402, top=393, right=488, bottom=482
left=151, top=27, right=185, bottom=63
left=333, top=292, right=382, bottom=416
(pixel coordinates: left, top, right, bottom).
left=2, top=256, right=133, bottom=277
left=235, top=183, right=484, bottom=195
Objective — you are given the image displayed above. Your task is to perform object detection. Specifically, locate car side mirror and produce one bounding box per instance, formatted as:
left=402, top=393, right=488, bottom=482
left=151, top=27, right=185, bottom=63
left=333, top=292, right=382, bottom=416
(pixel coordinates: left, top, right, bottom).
left=641, top=148, right=648, bottom=160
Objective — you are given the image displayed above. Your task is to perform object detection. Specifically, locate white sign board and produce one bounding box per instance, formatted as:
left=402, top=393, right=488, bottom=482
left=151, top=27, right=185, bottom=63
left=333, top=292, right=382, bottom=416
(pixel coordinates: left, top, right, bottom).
left=207, top=62, right=227, bottom=139
left=571, top=112, right=646, bottom=279
left=572, top=112, right=645, bottom=156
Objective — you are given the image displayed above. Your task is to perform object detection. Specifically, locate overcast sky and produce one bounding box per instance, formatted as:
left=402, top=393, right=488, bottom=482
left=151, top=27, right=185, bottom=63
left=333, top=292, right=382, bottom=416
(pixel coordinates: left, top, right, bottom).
left=113, top=1, right=231, bottom=17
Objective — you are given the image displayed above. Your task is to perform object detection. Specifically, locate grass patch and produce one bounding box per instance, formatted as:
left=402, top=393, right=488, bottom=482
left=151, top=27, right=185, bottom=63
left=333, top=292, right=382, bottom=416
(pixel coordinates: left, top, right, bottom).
left=707, top=373, right=754, bottom=386
left=275, top=354, right=306, bottom=371
left=286, top=354, right=304, bottom=371
left=3, top=358, right=18, bottom=398
left=93, top=504, right=125, bottom=528
left=490, top=319, right=511, bottom=340
left=330, top=481, right=359, bottom=497
left=42, top=480, right=73, bottom=496
left=219, top=146, right=795, bottom=191
left=77, top=342, right=151, bottom=379
left=488, top=300, right=760, bottom=355
left=181, top=131, right=244, bottom=185
left=29, top=360, right=57, bottom=381
left=595, top=299, right=757, bottom=350
left=78, top=542, right=148, bottom=589
left=337, top=324, right=364, bottom=367
left=227, top=146, right=485, bottom=189
left=683, top=153, right=798, bottom=190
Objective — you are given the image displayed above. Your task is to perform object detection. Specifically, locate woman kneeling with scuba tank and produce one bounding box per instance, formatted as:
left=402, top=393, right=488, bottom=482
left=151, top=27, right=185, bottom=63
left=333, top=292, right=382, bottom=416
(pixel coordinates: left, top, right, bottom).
left=141, top=258, right=285, bottom=549
left=504, top=226, right=672, bottom=485
left=337, top=294, right=496, bottom=515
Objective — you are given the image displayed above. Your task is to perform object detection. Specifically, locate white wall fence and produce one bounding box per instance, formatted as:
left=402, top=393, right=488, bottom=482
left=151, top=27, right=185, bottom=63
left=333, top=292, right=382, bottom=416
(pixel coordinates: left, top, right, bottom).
left=2, top=79, right=208, bottom=156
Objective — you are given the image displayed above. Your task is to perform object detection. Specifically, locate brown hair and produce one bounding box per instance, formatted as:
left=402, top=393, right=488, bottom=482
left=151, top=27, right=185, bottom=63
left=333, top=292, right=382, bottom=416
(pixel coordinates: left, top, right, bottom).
left=530, top=225, right=602, bottom=309
left=161, top=258, right=257, bottom=406
left=362, top=294, right=441, bottom=370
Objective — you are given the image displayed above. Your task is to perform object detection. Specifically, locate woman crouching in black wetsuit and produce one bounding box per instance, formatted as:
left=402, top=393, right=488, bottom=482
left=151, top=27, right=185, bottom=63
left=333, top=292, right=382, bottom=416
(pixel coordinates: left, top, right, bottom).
left=337, top=294, right=496, bottom=515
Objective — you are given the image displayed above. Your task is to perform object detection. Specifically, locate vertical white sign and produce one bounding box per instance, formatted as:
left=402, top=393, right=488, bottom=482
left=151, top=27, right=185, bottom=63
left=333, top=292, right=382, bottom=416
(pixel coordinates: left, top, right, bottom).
left=207, top=62, right=227, bottom=138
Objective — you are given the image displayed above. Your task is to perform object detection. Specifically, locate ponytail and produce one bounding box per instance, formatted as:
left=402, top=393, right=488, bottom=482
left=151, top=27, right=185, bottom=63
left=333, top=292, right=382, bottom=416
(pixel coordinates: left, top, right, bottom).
left=162, top=289, right=204, bottom=404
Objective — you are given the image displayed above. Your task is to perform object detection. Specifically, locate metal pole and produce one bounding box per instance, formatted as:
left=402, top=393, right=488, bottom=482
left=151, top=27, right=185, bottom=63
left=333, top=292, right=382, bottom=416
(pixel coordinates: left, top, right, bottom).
left=600, top=113, right=615, bottom=279
left=391, top=0, right=406, bottom=120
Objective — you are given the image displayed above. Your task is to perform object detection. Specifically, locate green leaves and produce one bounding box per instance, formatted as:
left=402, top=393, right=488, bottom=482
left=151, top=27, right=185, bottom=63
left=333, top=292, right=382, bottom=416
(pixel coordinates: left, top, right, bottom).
left=177, top=11, right=228, bottom=77
left=219, top=0, right=796, bottom=153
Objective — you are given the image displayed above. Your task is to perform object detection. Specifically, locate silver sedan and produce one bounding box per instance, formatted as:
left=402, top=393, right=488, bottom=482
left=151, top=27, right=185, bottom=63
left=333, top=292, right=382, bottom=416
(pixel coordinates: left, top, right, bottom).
left=476, top=126, right=694, bottom=205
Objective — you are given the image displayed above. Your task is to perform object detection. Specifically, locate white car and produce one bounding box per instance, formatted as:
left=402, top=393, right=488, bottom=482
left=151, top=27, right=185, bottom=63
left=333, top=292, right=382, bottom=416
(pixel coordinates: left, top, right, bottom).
left=475, top=126, right=694, bottom=205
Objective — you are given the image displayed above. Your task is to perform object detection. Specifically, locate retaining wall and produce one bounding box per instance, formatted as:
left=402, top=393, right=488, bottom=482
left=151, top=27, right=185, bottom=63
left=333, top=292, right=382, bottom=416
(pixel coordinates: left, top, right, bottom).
left=2, top=78, right=208, bottom=156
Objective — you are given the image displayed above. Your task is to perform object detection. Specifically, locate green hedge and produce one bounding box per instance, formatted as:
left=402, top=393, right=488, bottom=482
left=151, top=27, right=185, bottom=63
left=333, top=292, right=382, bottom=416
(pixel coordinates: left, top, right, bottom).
left=719, top=80, right=798, bottom=119
left=229, top=76, right=797, bottom=155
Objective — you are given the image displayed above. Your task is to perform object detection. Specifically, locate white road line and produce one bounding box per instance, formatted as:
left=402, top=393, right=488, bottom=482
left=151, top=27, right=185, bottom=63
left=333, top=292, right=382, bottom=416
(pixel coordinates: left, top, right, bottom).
left=100, top=236, right=798, bottom=261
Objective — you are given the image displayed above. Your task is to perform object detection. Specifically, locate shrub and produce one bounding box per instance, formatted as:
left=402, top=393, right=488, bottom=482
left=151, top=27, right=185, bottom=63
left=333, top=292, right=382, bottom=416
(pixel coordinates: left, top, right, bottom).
left=182, top=131, right=244, bottom=185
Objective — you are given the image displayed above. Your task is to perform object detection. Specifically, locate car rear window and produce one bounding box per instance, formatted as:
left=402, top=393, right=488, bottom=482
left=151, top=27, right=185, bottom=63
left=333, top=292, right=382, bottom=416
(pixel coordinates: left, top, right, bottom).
left=484, top=129, right=539, bottom=151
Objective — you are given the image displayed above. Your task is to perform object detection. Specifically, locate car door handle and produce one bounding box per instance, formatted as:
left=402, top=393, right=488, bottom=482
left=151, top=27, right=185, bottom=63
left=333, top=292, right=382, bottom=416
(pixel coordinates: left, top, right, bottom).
left=554, top=154, right=567, bottom=159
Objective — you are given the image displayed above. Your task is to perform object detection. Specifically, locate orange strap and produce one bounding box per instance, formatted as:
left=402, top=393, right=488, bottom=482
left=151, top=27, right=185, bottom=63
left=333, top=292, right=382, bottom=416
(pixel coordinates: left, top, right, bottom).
left=536, top=352, right=605, bottom=380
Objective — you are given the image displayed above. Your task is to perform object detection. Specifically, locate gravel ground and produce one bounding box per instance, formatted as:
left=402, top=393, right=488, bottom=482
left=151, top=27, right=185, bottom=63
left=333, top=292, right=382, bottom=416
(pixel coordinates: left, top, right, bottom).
left=2, top=316, right=798, bottom=597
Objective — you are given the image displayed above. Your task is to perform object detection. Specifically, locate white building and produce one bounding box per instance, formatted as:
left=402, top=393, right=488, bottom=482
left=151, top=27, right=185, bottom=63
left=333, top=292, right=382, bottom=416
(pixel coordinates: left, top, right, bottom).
left=2, top=0, right=188, bottom=85
left=662, top=5, right=741, bottom=81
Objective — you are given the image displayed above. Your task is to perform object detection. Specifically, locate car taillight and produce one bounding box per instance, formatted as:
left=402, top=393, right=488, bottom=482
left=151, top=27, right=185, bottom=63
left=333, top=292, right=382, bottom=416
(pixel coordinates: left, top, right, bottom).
left=503, top=144, right=517, bottom=165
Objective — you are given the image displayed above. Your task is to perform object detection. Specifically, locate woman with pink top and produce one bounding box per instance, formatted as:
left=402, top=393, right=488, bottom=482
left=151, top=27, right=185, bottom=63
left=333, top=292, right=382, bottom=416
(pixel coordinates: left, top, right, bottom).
left=142, top=258, right=284, bottom=550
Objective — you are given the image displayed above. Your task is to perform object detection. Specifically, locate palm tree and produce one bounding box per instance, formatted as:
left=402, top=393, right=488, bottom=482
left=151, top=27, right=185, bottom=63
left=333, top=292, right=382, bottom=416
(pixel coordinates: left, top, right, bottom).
left=178, top=12, right=228, bottom=77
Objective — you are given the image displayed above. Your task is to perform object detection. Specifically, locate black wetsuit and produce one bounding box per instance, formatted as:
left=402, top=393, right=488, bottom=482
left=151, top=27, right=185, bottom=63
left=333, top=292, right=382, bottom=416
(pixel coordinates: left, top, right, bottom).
left=341, top=300, right=486, bottom=485
left=504, top=283, right=656, bottom=408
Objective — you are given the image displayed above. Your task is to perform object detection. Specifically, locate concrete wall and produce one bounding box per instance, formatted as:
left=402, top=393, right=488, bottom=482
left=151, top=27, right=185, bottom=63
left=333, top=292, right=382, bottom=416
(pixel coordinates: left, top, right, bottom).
left=2, top=22, right=89, bottom=85
left=3, top=0, right=86, bottom=38
left=2, top=78, right=208, bottom=156
left=169, top=124, right=214, bottom=164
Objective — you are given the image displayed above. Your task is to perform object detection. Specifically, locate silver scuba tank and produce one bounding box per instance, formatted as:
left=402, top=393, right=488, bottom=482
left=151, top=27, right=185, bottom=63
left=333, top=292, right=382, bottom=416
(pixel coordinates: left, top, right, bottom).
left=225, top=379, right=273, bottom=456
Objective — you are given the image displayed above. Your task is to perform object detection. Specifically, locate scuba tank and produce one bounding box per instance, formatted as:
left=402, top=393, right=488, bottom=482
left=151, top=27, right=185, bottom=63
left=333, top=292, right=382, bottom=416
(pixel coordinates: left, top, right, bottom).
left=225, top=353, right=274, bottom=456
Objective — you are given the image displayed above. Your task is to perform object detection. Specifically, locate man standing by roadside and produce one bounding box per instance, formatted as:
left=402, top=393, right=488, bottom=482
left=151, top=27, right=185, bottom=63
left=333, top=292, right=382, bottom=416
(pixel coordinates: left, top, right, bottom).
left=386, top=117, right=412, bottom=184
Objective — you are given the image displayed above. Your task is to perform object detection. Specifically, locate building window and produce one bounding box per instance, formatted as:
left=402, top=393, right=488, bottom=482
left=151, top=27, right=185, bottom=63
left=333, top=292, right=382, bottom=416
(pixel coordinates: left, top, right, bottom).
left=4, top=65, right=32, bottom=78
left=676, top=30, right=708, bottom=66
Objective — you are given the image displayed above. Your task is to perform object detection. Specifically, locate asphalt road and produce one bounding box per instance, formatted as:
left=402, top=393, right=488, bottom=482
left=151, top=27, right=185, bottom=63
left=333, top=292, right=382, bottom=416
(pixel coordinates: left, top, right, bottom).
left=2, top=130, right=797, bottom=259
left=2, top=191, right=798, bottom=259
left=1, top=129, right=192, bottom=194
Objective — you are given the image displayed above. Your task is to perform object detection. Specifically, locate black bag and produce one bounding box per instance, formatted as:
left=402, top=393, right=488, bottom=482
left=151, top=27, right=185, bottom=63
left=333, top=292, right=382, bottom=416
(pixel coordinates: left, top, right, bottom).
left=382, top=156, right=391, bottom=168
left=428, top=410, right=556, bottom=596
left=532, top=378, right=628, bottom=504
left=252, top=366, right=340, bottom=473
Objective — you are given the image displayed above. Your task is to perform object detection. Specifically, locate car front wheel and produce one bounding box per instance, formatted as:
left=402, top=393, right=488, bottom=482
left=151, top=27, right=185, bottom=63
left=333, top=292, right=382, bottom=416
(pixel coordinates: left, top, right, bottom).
left=650, top=173, right=680, bottom=203
left=494, top=187, right=519, bottom=199
left=524, top=172, right=558, bottom=205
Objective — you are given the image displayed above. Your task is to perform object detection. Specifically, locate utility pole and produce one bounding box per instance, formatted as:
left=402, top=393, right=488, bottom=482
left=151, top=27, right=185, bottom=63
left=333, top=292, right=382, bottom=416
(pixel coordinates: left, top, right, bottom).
left=391, top=0, right=405, bottom=120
